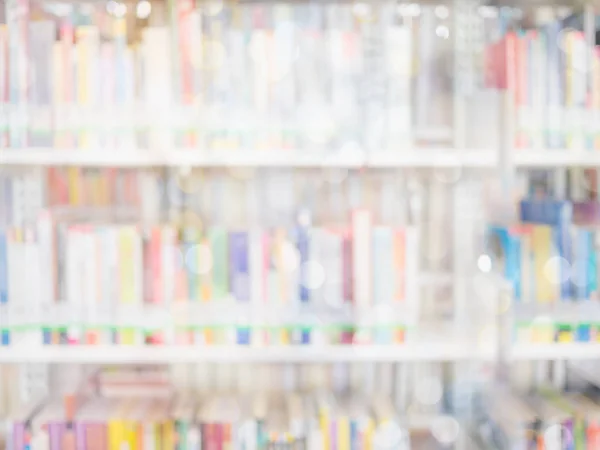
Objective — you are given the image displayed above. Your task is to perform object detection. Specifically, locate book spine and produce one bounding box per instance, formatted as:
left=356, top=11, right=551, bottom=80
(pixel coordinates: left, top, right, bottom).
left=546, top=23, right=562, bottom=148
left=594, top=47, right=600, bottom=150
left=177, top=0, right=195, bottom=147
left=533, top=225, right=554, bottom=303
left=249, top=229, right=265, bottom=308
left=229, top=232, right=249, bottom=302
left=297, top=225, right=310, bottom=304
left=6, top=0, right=29, bottom=148
left=210, top=228, right=229, bottom=300
left=0, top=25, right=7, bottom=148
left=352, top=210, right=372, bottom=309
left=394, top=229, right=405, bottom=303
left=373, top=226, right=393, bottom=307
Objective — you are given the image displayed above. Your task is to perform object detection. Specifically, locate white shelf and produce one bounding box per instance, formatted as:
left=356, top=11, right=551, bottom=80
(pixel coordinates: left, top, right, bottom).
left=368, top=150, right=497, bottom=168
left=0, top=340, right=493, bottom=364
left=0, top=148, right=498, bottom=168
left=513, top=151, right=600, bottom=168
left=509, top=343, right=600, bottom=361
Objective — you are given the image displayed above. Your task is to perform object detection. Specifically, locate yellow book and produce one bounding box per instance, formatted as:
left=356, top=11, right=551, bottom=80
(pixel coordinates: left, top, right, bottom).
left=338, top=415, right=350, bottom=450
left=119, top=226, right=136, bottom=344
left=108, top=400, right=131, bottom=450
left=67, top=168, right=82, bottom=206
left=318, top=403, right=330, bottom=450
left=363, top=417, right=375, bottom=450
left=532, top=225, right=555, bottom=303
left=162, top=420, right=175, bottom=450
left=119, top=226, right=135, bottom=304
left=200, top=238, right=212, bottom=302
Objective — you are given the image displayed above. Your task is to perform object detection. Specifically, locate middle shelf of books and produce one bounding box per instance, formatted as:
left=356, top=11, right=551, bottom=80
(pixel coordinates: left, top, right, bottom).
left=0, top=163, right=491, bottom=363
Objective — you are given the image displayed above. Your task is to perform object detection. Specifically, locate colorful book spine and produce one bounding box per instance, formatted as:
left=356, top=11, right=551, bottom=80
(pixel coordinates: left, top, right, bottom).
left=229, top=232, right=250, bottom=303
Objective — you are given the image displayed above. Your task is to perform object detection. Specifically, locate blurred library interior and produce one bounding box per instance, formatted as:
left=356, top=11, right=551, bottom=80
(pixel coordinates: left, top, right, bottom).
left=3, top=0, right=600, bottom=448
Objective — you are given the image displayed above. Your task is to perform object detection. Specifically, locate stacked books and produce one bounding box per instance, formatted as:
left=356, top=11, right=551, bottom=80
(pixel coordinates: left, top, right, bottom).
left=0, top=166, right=420, bottom=347
left=0, top=0, right=422, bottom=152
left=487, top=198, right=600, bottom=343
left=485, top=11, right=600, bottom=151
left=477, top=387, right=600, bottom=449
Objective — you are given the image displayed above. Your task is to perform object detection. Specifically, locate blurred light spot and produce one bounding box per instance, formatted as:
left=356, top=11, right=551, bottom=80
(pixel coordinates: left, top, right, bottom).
left=435, top=25, right=450, bottom=39
left=114, top=2, right=127, bottom=18
left=477, top=254, right=492, bottom=273
left=373, top=421, right=406, bottom=449
left=415, top=376, right=443, bottom=405
left=434, top=5, right=449, bottom=19
left=185, top=243, right=213, bottom=275
left=430, top=416, right=460, bottom=445
left=543, top=256, right=571, bottom=285
left=408, top=3, right=421, bottom=16
left=279, top=240, right=300, bottom=273
left=352, top=2, right=374, bottom=22
left=106, top=0, right=118, bottom=14
left=297, top=209, right=312, bottom=227
left=301, top=261, right=326, bottom=290
left=136, top=0, right=151, bottom=18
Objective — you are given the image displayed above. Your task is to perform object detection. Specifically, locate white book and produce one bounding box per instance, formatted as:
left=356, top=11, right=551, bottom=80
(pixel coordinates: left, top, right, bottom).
left=249, top=228, right=265, bottom=309
left=386, top=17, right=412, bottom=149
left=143, top=27, right=174, bottom=149
left=352, top=210, right=372, bottom=308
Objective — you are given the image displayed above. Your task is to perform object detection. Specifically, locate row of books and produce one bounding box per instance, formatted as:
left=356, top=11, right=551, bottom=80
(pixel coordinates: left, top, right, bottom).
left=8, top=392, right=414, bottom=450
left=488, top=199, right=600, bottom=304
left=2, top=167, right=413, bottom=227
left=0, top=0, right=459, bottom=151
left=0, top=211, right=419, bottom=346
left=485, top=12, right=600, bottom=151
left=477, top=387, right=600, bottom=449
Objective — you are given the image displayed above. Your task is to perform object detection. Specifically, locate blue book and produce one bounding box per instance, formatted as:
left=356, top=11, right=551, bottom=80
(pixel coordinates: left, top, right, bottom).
left=590, top=230, right=598, bottom=298
left=520, top=200, right=573, bottom=301
left=488, top=226, right=522, bottom=301
left=229, top=231, right=249, bottom=302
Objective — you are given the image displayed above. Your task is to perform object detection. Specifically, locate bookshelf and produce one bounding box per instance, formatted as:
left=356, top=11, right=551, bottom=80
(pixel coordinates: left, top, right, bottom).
left=0, top=147, right=498, bottom=168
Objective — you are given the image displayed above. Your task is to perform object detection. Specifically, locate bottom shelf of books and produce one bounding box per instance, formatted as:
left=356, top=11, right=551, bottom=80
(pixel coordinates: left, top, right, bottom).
left=1, top=365, right=483, bottom=450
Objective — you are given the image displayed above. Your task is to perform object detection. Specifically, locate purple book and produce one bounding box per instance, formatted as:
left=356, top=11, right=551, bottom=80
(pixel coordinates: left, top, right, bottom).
left=229, top=232, right=249, bottom=302
left=573, top=202, right=600, bottom=225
